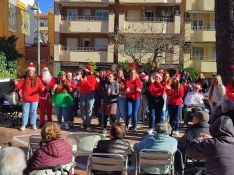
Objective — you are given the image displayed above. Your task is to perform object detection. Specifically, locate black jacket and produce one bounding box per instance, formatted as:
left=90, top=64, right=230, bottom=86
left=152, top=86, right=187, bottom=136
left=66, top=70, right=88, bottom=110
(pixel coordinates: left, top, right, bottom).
left=187, top=116, right=234, bottom=175
left=178, top=122, right=210, bottom=154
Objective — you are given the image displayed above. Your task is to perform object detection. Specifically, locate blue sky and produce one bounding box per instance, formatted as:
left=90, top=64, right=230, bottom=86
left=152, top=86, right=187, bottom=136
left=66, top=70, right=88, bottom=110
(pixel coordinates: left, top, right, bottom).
left=39, top=0, right=54, bottom=13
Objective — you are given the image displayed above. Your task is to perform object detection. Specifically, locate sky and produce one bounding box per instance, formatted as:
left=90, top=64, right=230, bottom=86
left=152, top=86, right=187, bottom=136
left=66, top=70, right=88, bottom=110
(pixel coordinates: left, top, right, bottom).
left=39, top=0, right=54, bottom=13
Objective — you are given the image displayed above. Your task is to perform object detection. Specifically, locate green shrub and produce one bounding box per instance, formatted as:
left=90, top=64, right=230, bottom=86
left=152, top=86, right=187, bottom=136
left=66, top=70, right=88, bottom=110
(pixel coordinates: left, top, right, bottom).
left=0, top=52, right=17, bottom=79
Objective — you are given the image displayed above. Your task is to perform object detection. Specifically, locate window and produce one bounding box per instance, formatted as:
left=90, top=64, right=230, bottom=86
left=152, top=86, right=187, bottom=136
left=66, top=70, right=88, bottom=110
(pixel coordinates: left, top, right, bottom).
left=95, top=10, right=108, bottom=20
left=144, top=11, right=154, bottom=21
left=192, top=19, right=203, bottom=30
left=83, top=38, right=91, bottom=50
left=67, top=9, right=78, bottom=20
left=192, top=47, right=204, bottom=60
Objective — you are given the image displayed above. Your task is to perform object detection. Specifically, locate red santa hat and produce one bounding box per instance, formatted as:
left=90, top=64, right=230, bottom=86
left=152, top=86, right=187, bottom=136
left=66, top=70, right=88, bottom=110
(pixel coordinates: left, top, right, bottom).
left=140, top=72, right=149, bottom=80
left=173, top=73, right=181, bottom=81
left=106, top=69, right=113, bottom=75
left=42, top=65, right=49, bottom=71
left=153, top=72, right=163, bottom=80
left=66, top=71, right=72, bottom=76
left=27, top=63, right=35, bottom=71
left=84, top=65, right=92, bottom=73
left=194, top=83, right=202, bottom=89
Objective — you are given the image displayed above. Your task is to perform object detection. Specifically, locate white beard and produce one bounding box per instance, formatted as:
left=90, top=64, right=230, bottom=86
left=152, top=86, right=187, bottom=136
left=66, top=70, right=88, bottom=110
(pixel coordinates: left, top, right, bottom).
left=42, top=71, right=52, bottom=83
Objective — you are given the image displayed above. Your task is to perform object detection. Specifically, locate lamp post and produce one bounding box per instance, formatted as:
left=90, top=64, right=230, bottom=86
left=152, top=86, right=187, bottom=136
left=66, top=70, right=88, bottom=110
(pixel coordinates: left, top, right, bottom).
left=31, top=1, right=40, bottom=75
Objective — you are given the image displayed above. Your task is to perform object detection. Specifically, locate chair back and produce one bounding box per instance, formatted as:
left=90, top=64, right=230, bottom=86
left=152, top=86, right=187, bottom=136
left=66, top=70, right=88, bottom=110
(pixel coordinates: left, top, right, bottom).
left=27, top=135, right=42, bottom=159
left=67, top=132, right=105, bottom=156
left=87, top=153, right=128, bottom=175
left=137, top=149, right=174, bottom=175
left=29, top=162, right=76, bottom=175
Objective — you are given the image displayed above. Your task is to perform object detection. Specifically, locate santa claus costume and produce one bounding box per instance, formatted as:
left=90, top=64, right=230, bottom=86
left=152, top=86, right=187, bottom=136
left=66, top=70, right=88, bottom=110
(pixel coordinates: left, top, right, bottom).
left=15, top=63, right=44, bottom=131
left=39, top=66, right=55, bottom=127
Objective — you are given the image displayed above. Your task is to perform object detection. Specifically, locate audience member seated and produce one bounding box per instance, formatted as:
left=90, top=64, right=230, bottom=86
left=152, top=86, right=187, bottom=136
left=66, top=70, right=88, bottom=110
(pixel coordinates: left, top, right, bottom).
left=93, top=123, right=131, bottom=175
left=178, top=111, right=210, bottom=157
left=0, top=147, right=26, bottom=175
left=209, top=99, right=234, bottom=124
left=0, top=128, right=13, bottom=148
left=187, top=116, right=234, bottom=175
left=24, top=122, right=73, bottom=175
left=184, top=83, right=205, bottom=126
left=134, top=123, right=177, bottom=174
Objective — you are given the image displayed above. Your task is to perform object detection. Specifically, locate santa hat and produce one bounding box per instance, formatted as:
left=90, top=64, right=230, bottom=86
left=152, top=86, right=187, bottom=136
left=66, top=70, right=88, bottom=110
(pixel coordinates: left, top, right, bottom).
left=27, top=63, right=35, bottom=71
left=194, top=83, right=202, bottom=89
left=84, top=65, right=92, bottom=73
left=173, top=73, right=181, bottom=81
left=140, top=72, right=149, bottom=80
left=42, top=65, right=49, bottom=71
left=57, top=71, right=66, bottom=77
left=153, top=72, right=163, bottom=80
left=66, top=71, right=72, bottom=76
left=106, top=69, right=113, bottom=75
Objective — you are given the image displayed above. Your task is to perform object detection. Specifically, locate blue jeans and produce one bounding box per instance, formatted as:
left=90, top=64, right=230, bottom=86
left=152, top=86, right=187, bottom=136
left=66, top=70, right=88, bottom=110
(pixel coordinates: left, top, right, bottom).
left=80, top=92, right=95, bottom=128
left=126, top=98, right=141, bottom=129
left=116, top=96, right=126, bottom=122
left=22, top=102, right=39, bottom=126
left=161, top=97, right=169, bottom=123
left=168, top=105, right=182, bottom=131
left=55, top=106, right=72, bottom=124
left=149, top=96, right=164, bottom=129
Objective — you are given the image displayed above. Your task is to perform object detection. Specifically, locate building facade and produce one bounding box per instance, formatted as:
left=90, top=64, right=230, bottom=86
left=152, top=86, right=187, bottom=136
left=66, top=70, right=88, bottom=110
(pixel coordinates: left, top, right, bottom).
left=34, top=13, right=49, bottom=43
left=54, top=0, right=216, bottom=74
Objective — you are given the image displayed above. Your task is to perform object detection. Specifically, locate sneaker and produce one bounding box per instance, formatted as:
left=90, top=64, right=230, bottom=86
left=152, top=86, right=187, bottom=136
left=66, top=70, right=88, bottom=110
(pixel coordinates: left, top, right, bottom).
left=32, top=125, right=37, bottom=130
left=125, top=125, right=129, bottom=132
left=65, top=123, right=70, bottom=130
left=20, top=125, right=26, bottom=131
left=173, top=131, right=180, bottom=137
left=147, top=129, right=154, bottom=135
left=102, top=128, right=107, bottom=134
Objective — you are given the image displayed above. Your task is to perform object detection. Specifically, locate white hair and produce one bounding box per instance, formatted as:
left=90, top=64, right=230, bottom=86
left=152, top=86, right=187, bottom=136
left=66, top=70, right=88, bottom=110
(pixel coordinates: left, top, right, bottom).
left=0, top=147, right=26, bottom=175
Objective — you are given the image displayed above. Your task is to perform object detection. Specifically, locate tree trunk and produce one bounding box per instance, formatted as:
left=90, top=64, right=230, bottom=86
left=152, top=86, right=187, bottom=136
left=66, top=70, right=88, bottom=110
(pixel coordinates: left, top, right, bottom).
left=215, top=0, right=234, bottom=85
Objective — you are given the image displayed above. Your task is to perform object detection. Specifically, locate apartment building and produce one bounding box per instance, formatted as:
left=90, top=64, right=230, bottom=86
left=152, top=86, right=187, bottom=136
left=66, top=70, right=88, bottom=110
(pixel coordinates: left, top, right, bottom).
left=53, top=0, right=182, bottom=73
left=183, top=0, right=217, bottom=74
left=34, top=13, right=49, bottom=43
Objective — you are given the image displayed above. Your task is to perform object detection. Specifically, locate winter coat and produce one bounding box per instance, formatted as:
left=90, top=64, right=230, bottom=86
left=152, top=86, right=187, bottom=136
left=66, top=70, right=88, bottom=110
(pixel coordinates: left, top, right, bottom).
left=134, top=134, right=177, bottom=174
left=187, top=116, right=234, bottom=175
left=15, top=77, right=44, bottom=102
left=24, top=139, right=73, bottom=175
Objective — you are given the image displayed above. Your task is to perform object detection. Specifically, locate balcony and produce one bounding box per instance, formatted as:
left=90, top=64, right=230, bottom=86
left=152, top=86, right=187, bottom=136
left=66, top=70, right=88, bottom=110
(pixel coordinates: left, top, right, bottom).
left=56, top=45, right=114, bottom=63
left=186, top=0, right=214, bottom=11
left=55, top=0, right=115, bottom=3
left=60, top=13, right=115, bottom=33
left=185, top=25, right=216, bottom=42
left=119, top=0, right=181, bottom=4
left=119, top=14, right=181, bottom=34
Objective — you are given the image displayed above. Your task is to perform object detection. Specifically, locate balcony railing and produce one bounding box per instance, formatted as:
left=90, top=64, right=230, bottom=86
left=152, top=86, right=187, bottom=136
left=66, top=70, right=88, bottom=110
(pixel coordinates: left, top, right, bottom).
left=61, top=46, right=108, bottom=52
left=191, top=25, right=215, bottom=31
left=61, top=16, right=109, bottom=21
left=191, top=56, right=216, bottom=61
left=125, top=16, right=174, bottom=22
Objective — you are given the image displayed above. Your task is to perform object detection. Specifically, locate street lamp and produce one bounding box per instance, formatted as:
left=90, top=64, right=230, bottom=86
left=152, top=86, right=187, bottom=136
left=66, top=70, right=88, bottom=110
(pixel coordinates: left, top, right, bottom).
left=31, top=1, right=40, bottom=75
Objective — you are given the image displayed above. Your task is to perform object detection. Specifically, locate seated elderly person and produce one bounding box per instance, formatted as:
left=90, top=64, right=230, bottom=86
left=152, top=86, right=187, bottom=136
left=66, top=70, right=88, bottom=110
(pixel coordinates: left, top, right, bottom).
left=134, top=123, right=177, bottom=174
left=187, top=116, right=234, bottom=175
left=0, top=128, right=13, bottom=148
left=24, top=122, right=73, bottom=175
left=184, top=83, right=205, bottom=126
left=93, top=123, right=131, bottom=175
left=0, top=147, right=26, bottom=175
left=178, top=111, right=210, bottom=157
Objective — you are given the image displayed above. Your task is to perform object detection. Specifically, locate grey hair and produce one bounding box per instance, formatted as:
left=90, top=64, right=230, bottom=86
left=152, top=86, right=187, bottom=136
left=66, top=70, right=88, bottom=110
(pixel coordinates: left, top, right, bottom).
left=0, top=147, right=26, bottom=175
left=155, top=123, right=172, bottom=135
left=222, top=99, right=234, bottom=113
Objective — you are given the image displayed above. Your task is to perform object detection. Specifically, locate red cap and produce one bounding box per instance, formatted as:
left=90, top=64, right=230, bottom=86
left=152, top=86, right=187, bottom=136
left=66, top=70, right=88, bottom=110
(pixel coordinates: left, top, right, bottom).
left=141, top=73, right=149, bottom=80
left=84, top=65, right=92, bottom=73
left=106, top=69, right=113, bottom=75
left=27, top=62, right=35, bottom=71
left=194, top=83, right=202, bottom=89
left=153, top=72, right=163, bottom=80
left=174, top=73, right=181, bottom=80
left=42, top=65, right=49, bottom=71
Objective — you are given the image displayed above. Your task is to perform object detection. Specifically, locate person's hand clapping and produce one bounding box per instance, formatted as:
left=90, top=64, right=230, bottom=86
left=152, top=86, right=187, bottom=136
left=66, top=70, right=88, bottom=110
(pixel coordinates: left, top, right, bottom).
left=151, top=76, right=155, bottom=83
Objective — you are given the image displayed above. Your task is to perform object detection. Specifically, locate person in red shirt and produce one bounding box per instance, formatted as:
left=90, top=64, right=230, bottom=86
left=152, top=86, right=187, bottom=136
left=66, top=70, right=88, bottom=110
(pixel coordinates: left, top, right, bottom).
left=168, top=74, right=184, bottom=136
left=39, top=66, right=55, bottom=128
left=226, top=65, right=234, bottom=102
left=15, top=63, right=44, bottom=131
left=125, top=68, right=142, bottom=131
left=66, top=71, right=76, bottom=91
left=77, top=65, right=97, bottom=130
left=147, top=72, right=165, bottom=134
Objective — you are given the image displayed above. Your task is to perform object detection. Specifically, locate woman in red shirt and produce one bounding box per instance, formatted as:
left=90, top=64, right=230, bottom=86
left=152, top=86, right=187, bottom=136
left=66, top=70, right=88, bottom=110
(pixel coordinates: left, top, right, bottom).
left=147, top=72, right=165, bottom=133
left=168, top=75, right=184, bottom=136
left=15, top=63, right=44, bottom=131
left=125, top=69, right=142, bottom=131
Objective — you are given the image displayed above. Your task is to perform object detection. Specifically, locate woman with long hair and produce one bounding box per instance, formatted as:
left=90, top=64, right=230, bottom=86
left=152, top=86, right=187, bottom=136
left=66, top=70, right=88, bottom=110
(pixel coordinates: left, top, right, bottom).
left=125, top=69, right=142, bottom=131
left=15, top=63, right=44, bottom=131
left=168, top=74, right=184, bottom=136
left=208, top=75, right=226, bottom=114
